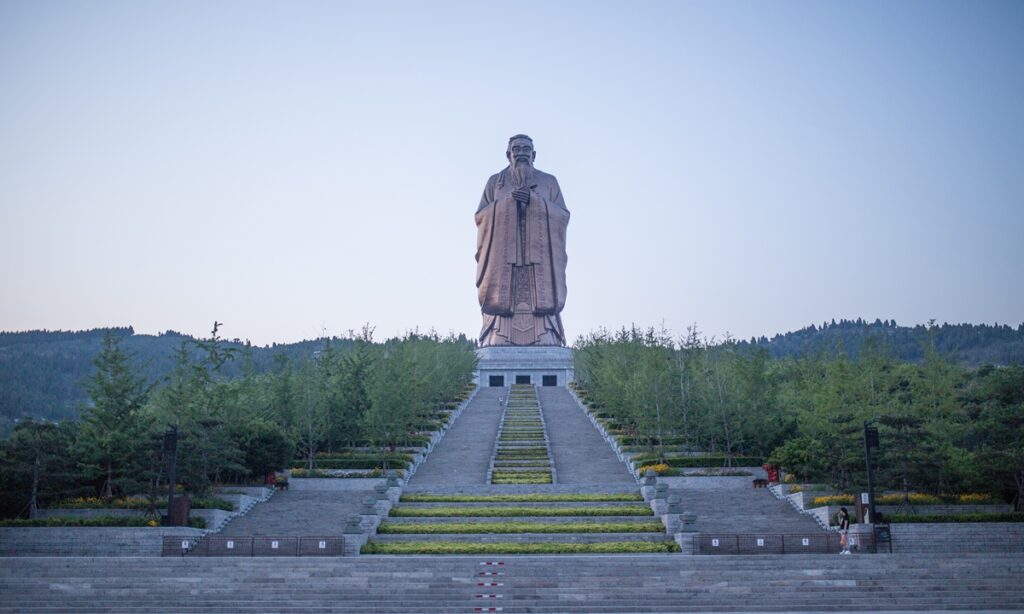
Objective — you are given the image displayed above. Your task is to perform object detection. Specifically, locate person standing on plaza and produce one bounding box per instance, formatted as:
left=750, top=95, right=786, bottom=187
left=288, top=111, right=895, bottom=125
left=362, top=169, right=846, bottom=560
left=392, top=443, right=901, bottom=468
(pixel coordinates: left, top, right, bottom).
left=838, top=507, right=851, bottom=554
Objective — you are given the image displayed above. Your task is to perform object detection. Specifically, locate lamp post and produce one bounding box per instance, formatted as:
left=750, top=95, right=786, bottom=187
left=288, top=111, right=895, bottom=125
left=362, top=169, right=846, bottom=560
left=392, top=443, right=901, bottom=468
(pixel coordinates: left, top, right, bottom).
left=162, top=426, right=178, bottom=526
left=863, top=420, right=880, bottom=523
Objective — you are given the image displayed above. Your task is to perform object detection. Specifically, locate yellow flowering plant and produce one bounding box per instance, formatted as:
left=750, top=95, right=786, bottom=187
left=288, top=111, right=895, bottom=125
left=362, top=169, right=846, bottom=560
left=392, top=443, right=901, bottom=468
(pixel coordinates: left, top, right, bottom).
left=812, top=494, right=854, bottom=506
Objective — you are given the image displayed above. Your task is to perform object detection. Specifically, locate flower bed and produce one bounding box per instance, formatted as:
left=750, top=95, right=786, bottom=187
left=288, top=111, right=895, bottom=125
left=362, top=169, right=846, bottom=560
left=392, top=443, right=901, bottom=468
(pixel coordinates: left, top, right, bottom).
left=361, top=541, right=680, bottom=554
left=377, top=521, right=664, bottom=534
left=399, top=493, right=642, bottom=503
left=389, top=505, right=652, bottom=517
left=290, top=468, right=404, bottom=479
left=636, top=463, right=679, bottom=476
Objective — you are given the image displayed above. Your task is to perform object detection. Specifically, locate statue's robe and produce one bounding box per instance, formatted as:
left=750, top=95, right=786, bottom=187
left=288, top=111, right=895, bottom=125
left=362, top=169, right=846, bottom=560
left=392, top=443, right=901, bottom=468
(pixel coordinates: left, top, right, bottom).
left=475, top=166, right=569, bottom=346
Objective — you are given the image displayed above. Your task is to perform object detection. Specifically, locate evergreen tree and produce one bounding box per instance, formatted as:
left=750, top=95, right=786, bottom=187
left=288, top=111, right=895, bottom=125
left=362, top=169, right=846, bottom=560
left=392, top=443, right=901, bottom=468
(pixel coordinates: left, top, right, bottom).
left=72, top=333, right=153, bottom=497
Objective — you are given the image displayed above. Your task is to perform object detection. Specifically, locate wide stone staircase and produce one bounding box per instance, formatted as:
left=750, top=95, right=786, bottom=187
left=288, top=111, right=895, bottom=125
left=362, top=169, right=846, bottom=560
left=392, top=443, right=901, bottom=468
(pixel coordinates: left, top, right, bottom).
left=403, top=386, right=504, bottom=486
left=538, top=386, right=636, bottom=484
left=3, top=553, right=1022, bottom=612
left=367, top=384, right=677, bottom=554
left=663, top=475, right=824, bottom=534
left=218, top=490, right=366, bottom=537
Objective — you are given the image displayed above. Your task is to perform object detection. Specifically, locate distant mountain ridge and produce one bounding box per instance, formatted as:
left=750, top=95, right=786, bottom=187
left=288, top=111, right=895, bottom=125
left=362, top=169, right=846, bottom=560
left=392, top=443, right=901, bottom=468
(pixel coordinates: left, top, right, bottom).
left=1, top=320, right=1021, bottom=430
left=737, top=318, right=1024, bottom=365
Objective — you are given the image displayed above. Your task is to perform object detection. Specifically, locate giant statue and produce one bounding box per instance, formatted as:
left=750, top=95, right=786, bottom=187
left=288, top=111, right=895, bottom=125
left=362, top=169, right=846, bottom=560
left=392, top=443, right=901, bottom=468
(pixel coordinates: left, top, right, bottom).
left=475, top=135, right=569, bottom=346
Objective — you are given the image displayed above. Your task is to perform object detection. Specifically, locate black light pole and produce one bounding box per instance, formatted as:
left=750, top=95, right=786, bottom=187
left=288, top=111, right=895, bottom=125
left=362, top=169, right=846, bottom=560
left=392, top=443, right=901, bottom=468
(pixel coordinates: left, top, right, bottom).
left=863, top=420, right=880, bottom=522
left=163, top=426, right=178, bottom=526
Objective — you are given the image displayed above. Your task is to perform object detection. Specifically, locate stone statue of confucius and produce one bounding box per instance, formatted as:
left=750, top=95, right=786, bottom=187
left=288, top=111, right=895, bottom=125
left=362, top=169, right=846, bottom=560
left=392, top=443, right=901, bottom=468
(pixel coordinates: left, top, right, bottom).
left=475, top=134, right=569, bottom=346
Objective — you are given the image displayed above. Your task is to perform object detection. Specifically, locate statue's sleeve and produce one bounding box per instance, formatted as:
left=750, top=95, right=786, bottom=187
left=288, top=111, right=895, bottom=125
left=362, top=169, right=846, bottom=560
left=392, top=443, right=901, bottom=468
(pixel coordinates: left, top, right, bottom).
left=548, top=177, right=568, bottom=213
left=475, top=176, right=498, bottom=286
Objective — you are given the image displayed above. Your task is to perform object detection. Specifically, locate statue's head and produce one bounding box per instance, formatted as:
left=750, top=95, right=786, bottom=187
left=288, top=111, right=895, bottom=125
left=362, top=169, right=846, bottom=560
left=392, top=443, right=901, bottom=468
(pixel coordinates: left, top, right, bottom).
left=506, top=134, right=536, bottom=168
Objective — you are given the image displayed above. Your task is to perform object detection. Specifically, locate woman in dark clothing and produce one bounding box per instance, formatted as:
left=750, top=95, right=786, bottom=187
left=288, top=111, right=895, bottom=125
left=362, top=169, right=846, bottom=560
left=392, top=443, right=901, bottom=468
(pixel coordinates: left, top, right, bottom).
left=838, top=507, right=851, bottom=555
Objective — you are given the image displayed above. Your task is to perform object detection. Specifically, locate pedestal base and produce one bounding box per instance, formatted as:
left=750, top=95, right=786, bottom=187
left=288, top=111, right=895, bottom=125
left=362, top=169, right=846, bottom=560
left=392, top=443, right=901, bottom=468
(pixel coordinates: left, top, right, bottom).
left=474, top=346, right=574, bottom=388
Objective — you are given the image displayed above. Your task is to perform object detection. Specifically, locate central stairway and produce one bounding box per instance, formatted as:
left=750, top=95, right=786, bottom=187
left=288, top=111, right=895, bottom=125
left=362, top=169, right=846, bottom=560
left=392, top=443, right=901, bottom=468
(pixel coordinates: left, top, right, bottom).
left=489, top=384, right=554, bottom=484
left=377, top=384, right=676, bottom=554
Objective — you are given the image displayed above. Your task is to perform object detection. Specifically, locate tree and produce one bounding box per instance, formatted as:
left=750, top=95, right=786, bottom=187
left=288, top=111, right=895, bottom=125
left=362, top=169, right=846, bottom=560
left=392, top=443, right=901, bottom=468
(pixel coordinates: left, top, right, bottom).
left=0, top=420, right=77, bottom=517
left=72, top=333, right=153, bottom=497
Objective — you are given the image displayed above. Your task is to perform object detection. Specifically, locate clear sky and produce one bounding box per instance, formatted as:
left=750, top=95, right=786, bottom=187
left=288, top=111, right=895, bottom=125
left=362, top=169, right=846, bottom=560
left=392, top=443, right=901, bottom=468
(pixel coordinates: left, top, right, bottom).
left=1, top=1, right=1022, bottom=346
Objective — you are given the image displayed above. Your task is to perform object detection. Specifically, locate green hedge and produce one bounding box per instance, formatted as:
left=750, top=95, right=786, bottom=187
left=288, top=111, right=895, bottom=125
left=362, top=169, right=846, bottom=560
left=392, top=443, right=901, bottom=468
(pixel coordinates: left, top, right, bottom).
left=888, top=513, right=1023, bottom=523
left=361, top=541, right=679, bottom=554
left=290, top=468, right=403, bottom=478
left=52, top=496, right=232, bottom=511
left=631, top=455, right=764, bottom=468
left=615, top=436, right=690, bottom=446
left=400, top=493, right=642, bottom=503
left=377, top=521, right=664, bottom=534
left=0, top=516, right=206, bottom=528
left=389, top=505, right=652, bottom=517
left=190, top=497, right=234, bottom=511
left=301, top=458, right=411, bottom=470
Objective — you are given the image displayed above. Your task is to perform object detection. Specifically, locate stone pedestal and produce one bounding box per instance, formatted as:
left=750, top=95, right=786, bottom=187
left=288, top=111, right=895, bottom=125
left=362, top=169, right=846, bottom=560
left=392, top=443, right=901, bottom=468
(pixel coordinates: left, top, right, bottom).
left=674, top=532, right=695, bottom=554
left=373, top=484, right=392, bottom=516
left=662, top=514, right=680, bottom=534
left=650, top=483, right=669, bottom=515
left=640, top=471, right=658, bottom=502
left=342, top=514, right=367, bottom=556
left=474, top=346, right=574, bottom=388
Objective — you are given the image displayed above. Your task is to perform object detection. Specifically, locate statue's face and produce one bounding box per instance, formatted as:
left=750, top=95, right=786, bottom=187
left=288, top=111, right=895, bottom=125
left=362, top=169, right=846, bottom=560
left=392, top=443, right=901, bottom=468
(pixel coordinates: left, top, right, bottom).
left=507, top=138, right=536, bottom=165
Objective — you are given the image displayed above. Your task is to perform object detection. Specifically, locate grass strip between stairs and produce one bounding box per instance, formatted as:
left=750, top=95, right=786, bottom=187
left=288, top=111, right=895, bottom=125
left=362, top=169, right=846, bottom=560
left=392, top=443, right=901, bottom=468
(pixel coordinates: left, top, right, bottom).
left=378, top=521, right=665, bottom=534
left=400, top=493, right=643, bottom=503
left=361, top=541, right=681, bottom=554
left=390, top=505, right=653, bottom=517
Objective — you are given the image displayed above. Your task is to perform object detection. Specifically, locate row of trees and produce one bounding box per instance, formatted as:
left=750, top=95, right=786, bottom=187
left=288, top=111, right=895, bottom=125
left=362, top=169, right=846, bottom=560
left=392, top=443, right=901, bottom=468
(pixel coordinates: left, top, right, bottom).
left=575, top=325, right=1024, bottom=508
left=0, top=325, right=476, bottom=518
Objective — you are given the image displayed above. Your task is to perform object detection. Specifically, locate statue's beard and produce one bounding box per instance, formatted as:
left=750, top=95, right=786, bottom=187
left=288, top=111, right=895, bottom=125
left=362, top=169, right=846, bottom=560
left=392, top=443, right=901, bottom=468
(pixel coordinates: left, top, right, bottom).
left=510, top=157, right=534, bottom=187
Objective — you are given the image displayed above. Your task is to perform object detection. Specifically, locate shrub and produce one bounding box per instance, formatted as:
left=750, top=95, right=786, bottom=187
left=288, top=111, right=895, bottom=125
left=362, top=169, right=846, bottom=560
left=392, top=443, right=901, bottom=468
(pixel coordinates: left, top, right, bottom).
left=958, top=493, right=998, bottom=504
left=876, top=492, right=941, bottom=505
left=302, top=459, right=411, bottom=470
left=190, top=497, right=234, bottom=511
left=631, top=455, right=764, bottom=468
left=636, top=463, right=678, bottom=476
left=812, top=494, right=854, bottom=507
left=0, top=516, right=153, bottom=527
left=290, top=468, right=403, bottom=479
left=684, top=469, right=752, bottom=477
left=360, top=541, right=680, bottom=555
left=52, top=496, right=232, bottom=512
left=53, top=497, right=149, bottom=510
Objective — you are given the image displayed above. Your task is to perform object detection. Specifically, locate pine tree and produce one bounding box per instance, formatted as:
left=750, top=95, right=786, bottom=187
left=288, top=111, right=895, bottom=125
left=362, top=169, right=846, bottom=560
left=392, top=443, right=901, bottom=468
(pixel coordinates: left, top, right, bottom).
left=73, top=333, right=152, bottom=497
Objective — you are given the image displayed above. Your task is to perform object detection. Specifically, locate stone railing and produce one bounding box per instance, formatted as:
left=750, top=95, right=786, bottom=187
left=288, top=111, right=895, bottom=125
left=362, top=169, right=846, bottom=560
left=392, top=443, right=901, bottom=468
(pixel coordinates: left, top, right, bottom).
left=565, top=388, right=638, bottom=482
left=402, top=386, right=480, bottom=486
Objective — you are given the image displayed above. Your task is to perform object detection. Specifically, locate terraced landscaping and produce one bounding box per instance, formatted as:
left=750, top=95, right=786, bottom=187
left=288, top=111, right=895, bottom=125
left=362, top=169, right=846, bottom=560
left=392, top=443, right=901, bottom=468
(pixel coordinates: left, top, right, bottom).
left=359, top=384, right=678, bottom=555
left=489, top=385, right=554, bottom=484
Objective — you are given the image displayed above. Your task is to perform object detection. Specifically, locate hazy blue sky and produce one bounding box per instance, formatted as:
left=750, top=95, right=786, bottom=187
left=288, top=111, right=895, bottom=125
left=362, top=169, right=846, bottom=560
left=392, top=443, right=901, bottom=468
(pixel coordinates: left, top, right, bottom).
left=1, top=1, right=1021, bottom=346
